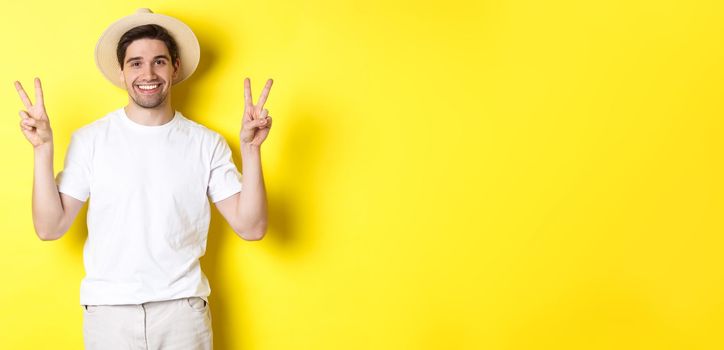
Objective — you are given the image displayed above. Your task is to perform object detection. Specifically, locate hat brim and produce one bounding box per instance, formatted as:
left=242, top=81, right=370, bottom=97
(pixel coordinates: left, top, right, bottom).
left=95, top=11, right=200, bottom=89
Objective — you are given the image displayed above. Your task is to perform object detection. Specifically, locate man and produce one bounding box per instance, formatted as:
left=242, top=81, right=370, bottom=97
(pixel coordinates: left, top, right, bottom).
left=15, top=8, right=273, bottom=349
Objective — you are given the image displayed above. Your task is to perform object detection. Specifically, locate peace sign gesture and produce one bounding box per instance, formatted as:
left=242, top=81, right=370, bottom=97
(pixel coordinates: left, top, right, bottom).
left=240, top=77, right=273, bottom=147
left=15, top=78, right=53, bottom=148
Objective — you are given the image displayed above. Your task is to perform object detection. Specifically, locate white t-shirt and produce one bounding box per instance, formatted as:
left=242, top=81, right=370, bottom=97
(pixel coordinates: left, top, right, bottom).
left=56, top=107, right=242, bottom=306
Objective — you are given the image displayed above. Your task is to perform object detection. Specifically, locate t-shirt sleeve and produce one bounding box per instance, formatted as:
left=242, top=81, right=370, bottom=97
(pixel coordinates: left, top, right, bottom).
left=207, top=134, right=243, bottom=203
left=56, top=132, right=91, bottom=202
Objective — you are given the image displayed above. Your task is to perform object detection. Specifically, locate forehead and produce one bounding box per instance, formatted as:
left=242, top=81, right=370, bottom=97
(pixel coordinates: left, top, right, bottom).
left=124, top=38, right=170, bottom=59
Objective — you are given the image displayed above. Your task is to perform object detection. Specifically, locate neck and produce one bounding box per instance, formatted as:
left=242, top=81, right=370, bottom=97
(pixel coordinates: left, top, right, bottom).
left=124, top=99, right=175, bottom=126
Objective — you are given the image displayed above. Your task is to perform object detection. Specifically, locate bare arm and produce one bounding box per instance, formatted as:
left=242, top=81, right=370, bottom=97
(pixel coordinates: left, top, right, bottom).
left=215, top=144, right=268, bottom=241
left=33, top=143, right=85, bottom=240
left=17, top=78, right=85, bottom=241
left=215, top=77, right=273, bottom=241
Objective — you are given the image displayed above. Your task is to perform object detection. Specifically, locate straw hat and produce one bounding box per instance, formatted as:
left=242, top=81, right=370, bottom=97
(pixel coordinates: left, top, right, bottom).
left=95, top=8, right=200, bottom=88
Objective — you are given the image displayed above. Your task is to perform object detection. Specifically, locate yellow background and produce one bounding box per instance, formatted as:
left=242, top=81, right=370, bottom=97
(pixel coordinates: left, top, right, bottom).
left=1, top=0, right=723, bottom=349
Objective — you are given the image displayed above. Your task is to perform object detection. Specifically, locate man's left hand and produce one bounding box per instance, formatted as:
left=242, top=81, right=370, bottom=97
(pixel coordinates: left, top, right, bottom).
left=240, top=77, right=273, bottom=147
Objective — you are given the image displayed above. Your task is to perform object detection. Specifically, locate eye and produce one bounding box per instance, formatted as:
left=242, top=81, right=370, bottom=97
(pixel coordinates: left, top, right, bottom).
left=155, top=59, right=166, bottom=65
left=130, top=61, right=141, bottom=68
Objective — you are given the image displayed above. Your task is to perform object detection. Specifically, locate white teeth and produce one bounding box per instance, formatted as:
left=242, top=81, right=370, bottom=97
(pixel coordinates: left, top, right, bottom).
left=138, top=84, right=159, bottom=90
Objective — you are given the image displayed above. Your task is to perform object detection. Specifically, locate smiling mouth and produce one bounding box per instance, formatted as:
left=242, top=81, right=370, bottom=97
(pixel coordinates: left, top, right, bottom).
left=135, top=83, right=162, bottom=94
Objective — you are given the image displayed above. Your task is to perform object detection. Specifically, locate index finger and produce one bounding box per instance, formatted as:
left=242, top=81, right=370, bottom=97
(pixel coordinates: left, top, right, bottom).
left=244, top=77, right=253, bottom=108
left=255, top=79, right=273, bottom=113
left=34, top=77, right=44, bottom=107
left=14, top=81, right=33, bottom=109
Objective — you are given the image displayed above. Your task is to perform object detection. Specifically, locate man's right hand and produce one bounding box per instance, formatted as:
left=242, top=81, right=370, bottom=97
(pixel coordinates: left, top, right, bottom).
left=15, top=78, right=53, bottom=148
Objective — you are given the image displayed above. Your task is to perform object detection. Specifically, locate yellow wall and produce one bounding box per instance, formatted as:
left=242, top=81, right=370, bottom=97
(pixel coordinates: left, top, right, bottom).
left=2, top=0, right=723, bottom=349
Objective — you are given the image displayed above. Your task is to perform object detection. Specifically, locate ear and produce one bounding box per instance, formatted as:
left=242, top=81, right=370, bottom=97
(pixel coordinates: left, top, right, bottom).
left=173, top=58, right=181, bottom=80
left=118, top=68, right=127, bottom=89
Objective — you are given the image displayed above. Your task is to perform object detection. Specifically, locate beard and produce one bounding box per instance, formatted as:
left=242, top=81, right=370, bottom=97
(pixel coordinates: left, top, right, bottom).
left=128, top=81, right=168, bottom=109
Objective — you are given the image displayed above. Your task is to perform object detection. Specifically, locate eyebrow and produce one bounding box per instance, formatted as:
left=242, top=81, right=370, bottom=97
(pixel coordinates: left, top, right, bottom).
left=125, top=55, right=171, bottom=64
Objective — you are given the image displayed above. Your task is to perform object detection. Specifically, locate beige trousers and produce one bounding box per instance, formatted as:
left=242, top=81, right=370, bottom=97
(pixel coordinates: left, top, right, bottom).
left=81, top=297, right=213, bottom=350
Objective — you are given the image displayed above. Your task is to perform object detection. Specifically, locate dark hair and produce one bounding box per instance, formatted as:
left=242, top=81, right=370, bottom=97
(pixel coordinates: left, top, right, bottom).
left=116, top=24, right=179, bottom=69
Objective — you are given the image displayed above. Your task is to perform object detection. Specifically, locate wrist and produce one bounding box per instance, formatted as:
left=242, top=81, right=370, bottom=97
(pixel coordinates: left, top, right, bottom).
left=240, top=142, right=261, bottom=153
left=33, top=142, right=53, bottom=154
left=240, top=143, right=261, bottom=163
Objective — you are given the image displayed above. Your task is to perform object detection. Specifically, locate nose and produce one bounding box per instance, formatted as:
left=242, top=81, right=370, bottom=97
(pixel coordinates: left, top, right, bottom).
left=141, top=63, right=157, bottom=80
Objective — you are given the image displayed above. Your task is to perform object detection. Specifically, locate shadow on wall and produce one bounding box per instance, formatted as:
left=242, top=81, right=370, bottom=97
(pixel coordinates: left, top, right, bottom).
left=202, top=100, right=332, bottom=349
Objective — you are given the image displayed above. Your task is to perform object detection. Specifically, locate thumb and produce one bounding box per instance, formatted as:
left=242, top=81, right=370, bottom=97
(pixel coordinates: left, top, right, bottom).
left=19, top=110, right=35, bottom=125
left=244, top=118, right=268, bottom=130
